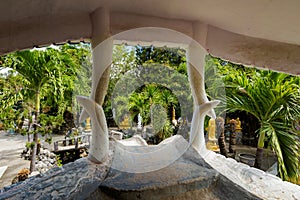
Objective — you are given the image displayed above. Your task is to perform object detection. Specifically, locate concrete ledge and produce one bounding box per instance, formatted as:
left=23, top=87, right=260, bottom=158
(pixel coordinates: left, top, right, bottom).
left=205, top=151, right=300, bottom=199
left=2, top=136, right=297, bottom=199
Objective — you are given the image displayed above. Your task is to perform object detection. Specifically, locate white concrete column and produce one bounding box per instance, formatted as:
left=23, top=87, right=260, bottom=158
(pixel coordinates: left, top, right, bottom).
left=187, top=22, right=216, bottom=152
left=77, top=96, right=109, bottom=163
left=78, top=7, right=112, bottom=163
left=190, top=101, right=219, bottom=155
left=186, top=22, right=211, bottom=110
left=90, top=7, right=113, bottom=106
left=192, top=22, right=208, bottom=49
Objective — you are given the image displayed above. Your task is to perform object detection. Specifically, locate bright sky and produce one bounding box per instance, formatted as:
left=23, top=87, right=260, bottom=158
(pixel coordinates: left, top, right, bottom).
left=0, top=67, right=11, bottom=75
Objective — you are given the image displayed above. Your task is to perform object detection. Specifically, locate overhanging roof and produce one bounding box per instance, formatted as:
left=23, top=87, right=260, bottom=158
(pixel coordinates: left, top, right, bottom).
left=1, top=0, right=300, bottom=75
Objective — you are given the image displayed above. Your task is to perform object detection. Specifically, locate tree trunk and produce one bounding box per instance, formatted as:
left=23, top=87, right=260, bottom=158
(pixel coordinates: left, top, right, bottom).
left=254, top=147, right=264, bottom=169
left=30, top=132, right=38, bottom=172
left=229, top=119, right=237, bottom=154
left=254, top=131, right=266, bottom=169
left=30, top=90, right=40, bottom=173
left=16, top=118, right=24, bottom=133
left=216, top=117, right=227, bottom=157
left=27, top=130, right=31, bottom=142
left=27, top=112, right=32, bottom=142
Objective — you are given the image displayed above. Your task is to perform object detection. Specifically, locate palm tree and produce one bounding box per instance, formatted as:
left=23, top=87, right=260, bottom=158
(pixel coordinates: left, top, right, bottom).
left=156, top=88, right=178, bottom=111
left=4, top=48, right=75, bottom=172
left=128, top=92, right=150, bottom=125
left=225, top=69, right=300, bottom=181
left=142, top=84, right=158, bottom=106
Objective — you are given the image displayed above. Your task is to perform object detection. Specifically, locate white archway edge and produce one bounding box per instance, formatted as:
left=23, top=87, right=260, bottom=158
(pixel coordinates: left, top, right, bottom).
left=80, top=8, right=113, bottom=122
left=74, top=23, right=300, bottom=198
left=78, top=26, right=218, bottom=170
left=77, top=96, right=109, bottom=163
left=190, top=100, right=220, bottom=155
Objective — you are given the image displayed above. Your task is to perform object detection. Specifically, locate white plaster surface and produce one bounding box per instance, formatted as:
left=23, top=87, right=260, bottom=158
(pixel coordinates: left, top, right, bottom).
left=1, top=1, right=300, bottom=75
left=77, top=96, right=109, bottom=163
left=112, top=135, right=188, bottom=173
left=117, top=135, right=148, bottom=146
left=0, top=166, right=7, bottom=179
left=204, top=150, right=300, bottom=200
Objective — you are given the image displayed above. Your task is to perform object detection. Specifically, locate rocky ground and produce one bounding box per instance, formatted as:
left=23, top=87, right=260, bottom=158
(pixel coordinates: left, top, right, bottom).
left=0, top=131, right=65, bottom=189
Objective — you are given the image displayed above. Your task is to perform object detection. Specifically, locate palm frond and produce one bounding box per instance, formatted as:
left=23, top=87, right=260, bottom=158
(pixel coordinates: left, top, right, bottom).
left=266, top=121, right=299, bottom=180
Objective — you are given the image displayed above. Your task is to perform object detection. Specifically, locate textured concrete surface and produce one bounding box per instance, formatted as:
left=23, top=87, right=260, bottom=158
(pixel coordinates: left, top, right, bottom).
left=96, top=144, right=260, bottom=200
left=1, top=136, right=298, bottom=200
left=205, top=150, right=300, bottom=200
left=0, top=137, right=261, bottom=200
left=0, top=141, right=115, bottom=200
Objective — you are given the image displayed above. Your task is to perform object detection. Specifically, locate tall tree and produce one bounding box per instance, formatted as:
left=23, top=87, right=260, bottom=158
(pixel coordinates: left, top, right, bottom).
left=2, top=47, right=75, bottom=172
left=103, top=44, right=136, bottom=118
left=135, top=45, right=186, bottom=74
left=224, top=68, right=300, bottom=181
left=0, top=72, right=33, bottom=134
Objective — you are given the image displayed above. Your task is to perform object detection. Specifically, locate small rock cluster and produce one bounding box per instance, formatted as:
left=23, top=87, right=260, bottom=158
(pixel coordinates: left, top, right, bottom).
left=35, top=148, right=57, bottom=174
left=21, top=147, right=58, bottom=174
left=1, top=141, right=115, bottom=200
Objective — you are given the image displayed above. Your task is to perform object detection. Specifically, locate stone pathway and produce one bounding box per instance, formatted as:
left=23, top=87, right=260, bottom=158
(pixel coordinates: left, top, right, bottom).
left=0, top=131, right=30, bottom=189
left=0, top=131, right=65, bottom=189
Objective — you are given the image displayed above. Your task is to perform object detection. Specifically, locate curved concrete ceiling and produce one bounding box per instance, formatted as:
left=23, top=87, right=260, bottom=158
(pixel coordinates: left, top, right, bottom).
left=1, top=0, right=300, bottom=75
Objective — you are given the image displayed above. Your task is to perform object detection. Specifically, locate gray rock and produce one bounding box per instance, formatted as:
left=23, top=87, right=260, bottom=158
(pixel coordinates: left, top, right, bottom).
left=50, top=153, right=56, bottom=159
left=95, top=139, right=260, bottom=200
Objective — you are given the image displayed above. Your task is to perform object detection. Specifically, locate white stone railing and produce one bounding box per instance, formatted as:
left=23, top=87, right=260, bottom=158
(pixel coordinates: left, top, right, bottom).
left=204, top=150, right=300, bottom=200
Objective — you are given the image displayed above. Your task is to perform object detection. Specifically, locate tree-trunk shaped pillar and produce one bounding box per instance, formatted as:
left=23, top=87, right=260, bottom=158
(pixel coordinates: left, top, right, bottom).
left=229, top=119, right=237, bottom=154
left=78, top=8, right=112, bottom=164
left=216, top=117, right=228, bottom=157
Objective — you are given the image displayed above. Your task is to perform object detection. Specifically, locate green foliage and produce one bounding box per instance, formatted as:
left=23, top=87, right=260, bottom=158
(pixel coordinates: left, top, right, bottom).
left=0, top=71, right=31, bottom=132
left=135, top=45, right=186, bottom=74
left=0, top=43, right=90, bottom=172
left=128, top=83, right=179, bottom=126
left=45, top=137, right=52, bottom=144
left=25, top=141, right=34, bottom=149
left=151, top=103, right=167, bottom=134
left=103, top=44, right=136, bottom=118
left=152, top=107, right=174, bottom=143
left=69, top=44, right=92, bottom=126
left=218, top=57, right=300, bottom=181
left=206, top=55, right=300, bottom=182
left=107, top=45, right=190, bottom=142
left=56, top=154, right=63, bottom=167
left=38, top=113, right=64, bottom=135
left=0, top=43, right=91, bottom=133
